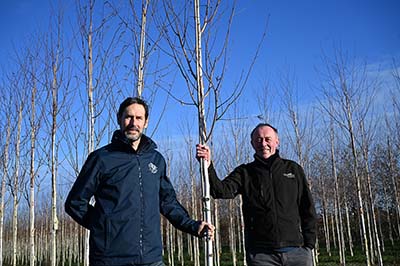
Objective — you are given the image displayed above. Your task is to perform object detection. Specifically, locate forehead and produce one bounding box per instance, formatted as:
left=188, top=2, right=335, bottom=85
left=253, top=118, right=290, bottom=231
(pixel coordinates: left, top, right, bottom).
left=122, top=103, right=146, bottom=116
left=253, top=126, right=277, bottom=138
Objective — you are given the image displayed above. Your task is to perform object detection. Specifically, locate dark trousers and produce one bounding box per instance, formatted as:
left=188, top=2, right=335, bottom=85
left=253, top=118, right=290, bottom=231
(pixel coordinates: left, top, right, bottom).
left=247, top=247, right=313, bottom=266
left=92, top=261, right=164, bottom=266
left=137, top=262, right=165, bottom=266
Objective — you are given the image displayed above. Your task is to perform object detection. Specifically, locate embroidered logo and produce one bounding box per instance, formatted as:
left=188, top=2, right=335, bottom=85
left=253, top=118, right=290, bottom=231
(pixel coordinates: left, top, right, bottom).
left=148, top=162, right=158, bottom=174
left=283, top=173, right=295, bottom=179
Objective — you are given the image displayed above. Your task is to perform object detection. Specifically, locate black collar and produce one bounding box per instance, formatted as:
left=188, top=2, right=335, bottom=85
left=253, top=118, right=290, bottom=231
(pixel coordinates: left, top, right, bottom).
left=254, top=150, right=280, bottom=168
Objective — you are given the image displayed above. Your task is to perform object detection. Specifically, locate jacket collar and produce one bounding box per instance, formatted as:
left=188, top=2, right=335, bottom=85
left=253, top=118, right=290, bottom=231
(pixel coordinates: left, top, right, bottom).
left=111, top=130, right=157, bottom=153
left=254, top=150, right=280, bottom=168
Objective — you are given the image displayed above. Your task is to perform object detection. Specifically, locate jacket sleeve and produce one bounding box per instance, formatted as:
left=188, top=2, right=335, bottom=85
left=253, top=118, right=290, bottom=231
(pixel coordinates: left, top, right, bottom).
left=208, top=163, right=243, bottom=199
left=159, top=174, right=201, bottom=236
left=64, top=152, right=101, bottom=229
left=298, top=165, right=317, bottom=249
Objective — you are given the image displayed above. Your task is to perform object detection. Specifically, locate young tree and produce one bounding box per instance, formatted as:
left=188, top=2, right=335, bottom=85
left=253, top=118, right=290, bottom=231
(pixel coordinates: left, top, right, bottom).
left=28, top=55, right=38, bottom=266
left=11, top=96, right=24, bottom=266
left=161, top=1, right=266, bottom=263
left=0, top=91, right=12, bottom=266
left=318, top=49, right=377, bottom=266
left=389, top=59, right=400, bottom=235
left=42, top=8, right=73, bottom=266
left=359, top=119, right=383, bottom=265
left=13, top=35, right=47, bottom=266
left=327, top=116, right=346, bottom=264
left=74, top=1, right=121, bottom=263
left=49, top=30, right=60, bottom=266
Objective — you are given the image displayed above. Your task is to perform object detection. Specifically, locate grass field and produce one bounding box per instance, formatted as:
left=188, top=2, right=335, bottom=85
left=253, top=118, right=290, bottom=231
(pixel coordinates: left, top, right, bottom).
left=3, top=241, right=399, bottom=265
left=164, top=241, right=400, bottom=266
left=316, top=241, right=400, bottom=266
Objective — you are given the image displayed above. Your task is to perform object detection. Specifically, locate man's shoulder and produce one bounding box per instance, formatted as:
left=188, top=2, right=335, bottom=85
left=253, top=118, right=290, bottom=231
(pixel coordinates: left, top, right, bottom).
left=93, top=143, right=112, bottom=153
left=235, top=162, right=255, bottom=175
left=88, top=143, right=119, bottom=159
left=237, top=162, right=252, bottom=169
left=279, top=157, right=300, bottom=166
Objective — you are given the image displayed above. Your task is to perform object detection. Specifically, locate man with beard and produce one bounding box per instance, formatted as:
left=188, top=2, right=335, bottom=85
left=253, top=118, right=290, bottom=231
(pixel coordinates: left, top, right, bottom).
left=196, top=123, right=316, bottom=266
left=65, top=97, right=214, bottom=266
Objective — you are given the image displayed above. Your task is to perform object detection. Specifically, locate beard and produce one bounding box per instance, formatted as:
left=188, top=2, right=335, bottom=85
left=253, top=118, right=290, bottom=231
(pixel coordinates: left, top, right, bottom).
left=123, top=126, right=142, bottom=142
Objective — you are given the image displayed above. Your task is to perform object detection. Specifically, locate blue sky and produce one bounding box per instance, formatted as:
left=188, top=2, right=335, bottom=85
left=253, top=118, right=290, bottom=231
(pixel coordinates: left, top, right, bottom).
left=1, top=1, right=398, bottom=79
left=0, top=1, right=399, bottom=147
left=233, top=0, right=399, bottom=94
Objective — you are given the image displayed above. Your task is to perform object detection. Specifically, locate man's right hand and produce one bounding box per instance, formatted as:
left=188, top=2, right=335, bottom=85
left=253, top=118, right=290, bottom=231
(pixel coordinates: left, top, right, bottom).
left=198, top=221, right=215, bottom=240
left=196, top=144, right=211, bottom=168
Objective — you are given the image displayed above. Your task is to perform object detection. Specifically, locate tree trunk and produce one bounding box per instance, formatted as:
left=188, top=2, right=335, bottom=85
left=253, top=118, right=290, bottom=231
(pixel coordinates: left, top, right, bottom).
left=347, top=110, right=370, bottom=265
left=344, top=196, right=354, bottom=256
left=377, top=210, right=385, bottom=252
left=51, top=58, right=59, bottom=266
left=29, top=69, right=38, bottom=266
left=229, top=200, right=237, bottom=266
left=85, top=1, right=95, bottom=265
left=136, top=0, right=149, bottom=97
left=382, top=169, right=394, bottom=246
left=12, top=105, right=23, bottom=266
left=177, top=230, right=184, bottom=266
left=328, top=120, right=346, bottom=264
left=186, top=137, right=200, bottom=266
left=360, top=127, right=383, bottom=265
left=320, top=176, right=331, bottom=256
left=365, top=200, right=375, bottom=264
left=238, top=196, right=246, bottom=266
left=387, top=138, right=400, bottom=238
left=213, top=200, right=220, bottom=266
left=0, top=115, right=11, bottom=266
left=193, top=0, right=213, bottom=265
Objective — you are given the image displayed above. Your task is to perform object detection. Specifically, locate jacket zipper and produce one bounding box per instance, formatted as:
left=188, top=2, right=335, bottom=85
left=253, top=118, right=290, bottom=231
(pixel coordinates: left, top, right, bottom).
left=137, top=155, right=144, bottom=259
left=270, top=171, right=279, bottom=243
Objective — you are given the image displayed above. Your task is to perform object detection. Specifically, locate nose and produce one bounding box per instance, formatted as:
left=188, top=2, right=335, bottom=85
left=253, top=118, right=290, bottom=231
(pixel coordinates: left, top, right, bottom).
left=128, top=117, right=135, bottom=126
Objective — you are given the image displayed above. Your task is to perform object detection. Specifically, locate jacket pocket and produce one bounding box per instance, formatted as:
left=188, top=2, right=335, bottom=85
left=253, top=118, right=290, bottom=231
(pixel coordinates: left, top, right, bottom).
left=89, top=215, right=107, bottom=255
left=104, top=216, right=139, bottom=257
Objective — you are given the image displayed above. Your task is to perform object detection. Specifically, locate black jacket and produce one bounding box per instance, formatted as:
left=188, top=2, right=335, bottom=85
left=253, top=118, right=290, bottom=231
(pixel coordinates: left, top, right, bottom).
left=208, top=152, right=317, bottom=251
left=65, top=130, right=200, bottom=265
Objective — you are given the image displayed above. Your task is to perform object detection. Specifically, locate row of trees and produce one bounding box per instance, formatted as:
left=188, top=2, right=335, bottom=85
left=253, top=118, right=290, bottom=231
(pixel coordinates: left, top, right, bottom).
left=1, top=1, right=399, bottom=266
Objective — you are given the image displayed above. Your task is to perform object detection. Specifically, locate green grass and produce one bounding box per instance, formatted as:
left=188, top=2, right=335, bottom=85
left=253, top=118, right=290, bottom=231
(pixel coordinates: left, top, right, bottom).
left=4, top=242, right=398, bottom=266
left=310, top=241, right=400, bottom=266
left=164, top=241, right=400, bottom=266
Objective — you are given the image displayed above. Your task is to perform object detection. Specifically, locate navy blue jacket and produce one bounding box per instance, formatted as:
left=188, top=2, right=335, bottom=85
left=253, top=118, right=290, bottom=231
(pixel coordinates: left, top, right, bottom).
left=65, top=130, right=200, bottom=265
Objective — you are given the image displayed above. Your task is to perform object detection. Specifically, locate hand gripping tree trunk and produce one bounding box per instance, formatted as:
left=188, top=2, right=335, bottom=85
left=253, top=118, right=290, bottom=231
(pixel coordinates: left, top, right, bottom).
left=194, top=0, right=213, bottom=265
left=198, top=120, right=213, bottom=266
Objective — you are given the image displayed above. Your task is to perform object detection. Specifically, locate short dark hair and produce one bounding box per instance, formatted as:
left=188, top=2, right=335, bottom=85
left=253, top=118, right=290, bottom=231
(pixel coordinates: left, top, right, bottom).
left=117, top=97, right=149, bottom=120
left=250, top=123, right=278, bottom=139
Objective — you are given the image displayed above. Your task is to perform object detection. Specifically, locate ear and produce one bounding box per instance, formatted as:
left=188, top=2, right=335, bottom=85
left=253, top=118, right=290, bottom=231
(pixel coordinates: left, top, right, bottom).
left=250, top=139, right=255, bottom=149
left=117, top=115, right=122, bottom=129
left=144, top=118, right=149, bottom=129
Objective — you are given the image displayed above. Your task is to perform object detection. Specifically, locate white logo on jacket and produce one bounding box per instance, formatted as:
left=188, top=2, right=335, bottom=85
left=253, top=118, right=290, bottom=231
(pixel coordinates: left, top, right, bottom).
left=283, top=173, right=295, bottom=178
left=148, top=162, right=158, bottom=174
